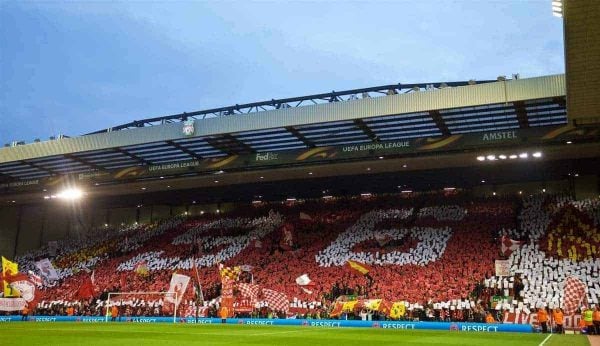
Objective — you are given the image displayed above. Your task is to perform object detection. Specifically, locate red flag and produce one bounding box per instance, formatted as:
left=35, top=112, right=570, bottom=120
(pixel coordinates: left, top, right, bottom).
left=501, top=235, right=524, bottom=256
left=379, top=300, right=392, bottom=315
left=120, top=272, right=127, bottom=290
left=77, top=275, right=95, bottom=300
left=330, top=302, right=344, bottom=317
left=563, top=276, right=588, bottom=315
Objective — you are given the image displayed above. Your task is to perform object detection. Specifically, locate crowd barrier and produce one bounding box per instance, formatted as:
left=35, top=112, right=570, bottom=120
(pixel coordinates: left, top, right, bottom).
left=0, top=316, right=534, bottom=333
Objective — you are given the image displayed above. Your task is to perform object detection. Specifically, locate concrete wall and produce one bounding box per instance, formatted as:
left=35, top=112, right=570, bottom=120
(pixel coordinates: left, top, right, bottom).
left=574, top=174, right=599, bottom=200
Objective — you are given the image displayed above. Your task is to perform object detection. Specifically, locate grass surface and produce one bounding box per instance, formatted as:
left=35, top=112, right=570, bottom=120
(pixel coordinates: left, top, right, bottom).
left=2, top=323, right=590, bottom=346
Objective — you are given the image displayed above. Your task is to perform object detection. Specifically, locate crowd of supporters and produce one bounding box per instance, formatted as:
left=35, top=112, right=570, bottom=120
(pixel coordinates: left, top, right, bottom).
left=4, top=193, right=598, bottom=326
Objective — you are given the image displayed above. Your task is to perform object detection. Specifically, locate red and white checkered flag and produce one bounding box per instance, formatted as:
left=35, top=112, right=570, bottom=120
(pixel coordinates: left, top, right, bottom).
left=237, top=282, right=260, bottom=301
left=500, top=235, right=524, bottom=256
left=563, top=276, right=588, bottom=315
left=262, top=288, right=289, bottom=312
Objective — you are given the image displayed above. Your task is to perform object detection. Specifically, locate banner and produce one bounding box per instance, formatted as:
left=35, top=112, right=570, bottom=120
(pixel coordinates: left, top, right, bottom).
left=502, top=311, right=582, bottom=329
left=0, top=298, right=27, bottom=312
left=234, top=298, right=254, bottom=313
left=494, top=260, right=510, bottom=277
left=34, top=258, right=59, bottom=281
left=0, top=316, right=534, bottom=332
left=165, top=273, right=190, bottom=306
left=221, top=276, right=235, bottom=317
left=2, top=256, right=19, bottom=297
left=5, top=274, right=36, bottom=302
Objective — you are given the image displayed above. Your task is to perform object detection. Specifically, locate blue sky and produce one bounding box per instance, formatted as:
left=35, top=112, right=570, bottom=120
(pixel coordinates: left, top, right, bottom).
left=0, top=1, right=564, bottom=145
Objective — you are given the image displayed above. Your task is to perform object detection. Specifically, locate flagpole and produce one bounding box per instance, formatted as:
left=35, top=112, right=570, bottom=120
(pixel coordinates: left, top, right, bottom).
left=192, top=257, right=202, bottom=323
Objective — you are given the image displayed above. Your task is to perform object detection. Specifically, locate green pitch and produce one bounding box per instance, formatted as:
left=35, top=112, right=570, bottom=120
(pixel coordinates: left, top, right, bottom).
left=2, top=323, right=590, bottom=346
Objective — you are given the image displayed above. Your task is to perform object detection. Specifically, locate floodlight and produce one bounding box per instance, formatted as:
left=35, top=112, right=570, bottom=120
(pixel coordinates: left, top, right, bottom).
left=56, top=188, right=83, bottom=200
left=477, top=156, right=485, bottom=161
left=486, top=155, right=496, bottom=161
left=532, top=152, right=542, bottom=158
left=519, top=153, right=528, bottom=159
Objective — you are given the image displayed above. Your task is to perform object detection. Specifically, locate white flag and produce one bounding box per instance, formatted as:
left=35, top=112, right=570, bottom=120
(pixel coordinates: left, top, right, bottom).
left=295, top=274, right=313, bottom=286
left=165, top=273, right=190, bottom=306
left=35, top=258, right=59, bottom=281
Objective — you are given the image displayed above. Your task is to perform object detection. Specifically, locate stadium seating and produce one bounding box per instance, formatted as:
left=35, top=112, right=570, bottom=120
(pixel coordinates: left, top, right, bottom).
left=9, top=194, right=598, bottom=321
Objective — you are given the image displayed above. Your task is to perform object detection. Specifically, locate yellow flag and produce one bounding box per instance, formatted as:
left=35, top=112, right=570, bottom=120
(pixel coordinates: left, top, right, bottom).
left=389, top=301, right=406, bottom=319
left=346, top=260, right=370, bottom=275
left=342, top=300, right=358, bottom=312
left=364, top=299, right=382, bottom=311
left=2, top=256, right=19, bottom=297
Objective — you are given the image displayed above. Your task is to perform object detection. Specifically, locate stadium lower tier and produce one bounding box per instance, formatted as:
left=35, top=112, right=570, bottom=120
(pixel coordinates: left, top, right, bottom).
left=4, top=194, right=599, bottom=325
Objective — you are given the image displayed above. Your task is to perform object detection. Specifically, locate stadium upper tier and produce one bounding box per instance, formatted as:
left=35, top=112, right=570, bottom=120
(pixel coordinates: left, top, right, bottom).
left=0, top=74, right=571, bottom=182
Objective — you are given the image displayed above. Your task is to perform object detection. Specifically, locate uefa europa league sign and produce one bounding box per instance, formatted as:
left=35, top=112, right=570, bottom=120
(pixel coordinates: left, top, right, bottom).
left=182, top=120, right=195, bottom=136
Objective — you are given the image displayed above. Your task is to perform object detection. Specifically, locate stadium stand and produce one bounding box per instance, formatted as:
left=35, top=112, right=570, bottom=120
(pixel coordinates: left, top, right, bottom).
left=5, top=193, right=597, bottom=324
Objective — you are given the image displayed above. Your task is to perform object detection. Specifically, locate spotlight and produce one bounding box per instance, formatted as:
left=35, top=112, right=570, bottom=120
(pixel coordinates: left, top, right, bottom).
left=486, top=155, right=496, bottom=161
left=477, top=156, right=485, bottom=161
left=509, top=155, right=518, bottom=159
left=532, top=152, right=542, bottom=158
left=519, top=153, right=528, bottom=159
left=56, top=188, right=83, bottom=200
left=498, top=155, right=507, bottom=160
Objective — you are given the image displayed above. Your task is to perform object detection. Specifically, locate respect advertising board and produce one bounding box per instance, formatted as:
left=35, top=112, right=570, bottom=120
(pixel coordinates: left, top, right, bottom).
left=0, top=316, right=533, bottom=332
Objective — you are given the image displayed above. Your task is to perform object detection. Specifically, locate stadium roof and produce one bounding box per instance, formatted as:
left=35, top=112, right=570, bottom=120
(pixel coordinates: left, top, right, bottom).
left=0, top=74, right=567, bottom=182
